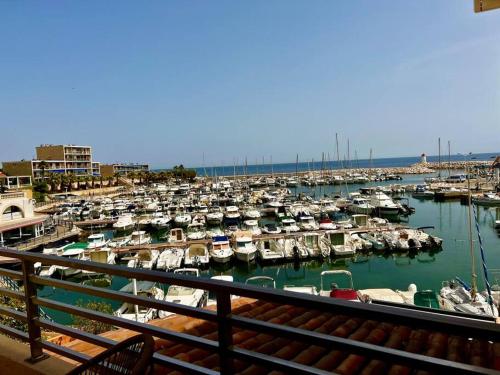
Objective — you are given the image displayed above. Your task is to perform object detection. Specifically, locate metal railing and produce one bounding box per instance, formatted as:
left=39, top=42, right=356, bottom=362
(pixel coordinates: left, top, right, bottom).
left=0, top=247, right=499, bottom=374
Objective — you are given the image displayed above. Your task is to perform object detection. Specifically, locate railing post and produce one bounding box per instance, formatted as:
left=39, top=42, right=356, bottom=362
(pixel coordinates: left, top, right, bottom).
left=216, top=291, right=234, bottom=375
left=22, top=260, right=48, bottom=362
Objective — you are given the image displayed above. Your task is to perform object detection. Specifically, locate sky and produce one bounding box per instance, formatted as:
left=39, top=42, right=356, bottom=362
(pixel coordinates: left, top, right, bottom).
left=1, top=1, right=500, bottom=169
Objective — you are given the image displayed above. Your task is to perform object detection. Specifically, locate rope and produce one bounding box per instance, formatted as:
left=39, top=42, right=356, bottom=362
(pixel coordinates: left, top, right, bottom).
left=472, top=203, right=495, bottom=313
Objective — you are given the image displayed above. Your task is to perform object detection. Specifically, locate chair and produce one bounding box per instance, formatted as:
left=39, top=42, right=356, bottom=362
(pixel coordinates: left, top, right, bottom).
left=67, top=334, right=155, bottom=375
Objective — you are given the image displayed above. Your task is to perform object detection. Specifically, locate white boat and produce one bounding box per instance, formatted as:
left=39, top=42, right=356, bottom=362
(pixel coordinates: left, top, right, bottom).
left=108, top=235, right=131, bottom=248
left=280, top=238, right=308, bottom=260
left=157, top=248, right=184, bottom=271
left=360, top=232, right=385, bottom=250
left=159, top=268, right=207, bottom=318
left=297, top=215, right=319, bottom=231
left=224, top=206, right=241, bottom=220
left=184, top=243, right=210, bottom=268
left=283, top=285, right=319, bottom=295
left=151, top=213, right=171, bottom=229
left=280, top=218, right=300, bottom=232
left=82, top=247, right=116, bottom=276
left=262, top=223, right=281, bottom=234
left=243, top=219, right=262, bottom=236
left=440, top=280, right=498, bottom=318
left=472, top=193, right=500, bottom=207
left=186, top=222, right=206, bottom=240
left=301, top=233, right=330, bottom=258
left=137, top=249, right=159, bottom=269
left=233, top=231, right=257, bottom=262
left=209, top=236, right=234, bottom=263
left=325, top=231, right=356, bottom=257
left=114, top=281, right=164, bottom=323
left=206, top=207, right=224, bottom=225
left=319, top=270, right=359, bottom=301
left=174, top=212, right=192, bottom=227
left=86, top=233, right=109, bottom=250
left=168, top=228, right=186, bottom=243
left=243, top=208, right=261, bottom=220
left=128, top=231, right=152, bottom=246
left=370, top=191, right=400, bottom=216
left=348, top=197, right=374, bottom=215
left=256, top=239, right=284, bottom=263
left=113, top=213, right=135, bottom=231
left=55, top=248, right=88, bottom=278
left=318, top=217, right=336, bottom=230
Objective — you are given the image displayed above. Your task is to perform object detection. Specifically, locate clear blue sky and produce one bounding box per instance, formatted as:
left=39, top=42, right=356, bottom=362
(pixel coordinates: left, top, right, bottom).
left=1, top=1, right=499, bottom=168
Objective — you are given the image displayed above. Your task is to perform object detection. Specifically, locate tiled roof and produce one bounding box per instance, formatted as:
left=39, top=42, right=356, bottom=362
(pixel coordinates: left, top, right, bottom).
left=153, top=298, right=500, bottom=375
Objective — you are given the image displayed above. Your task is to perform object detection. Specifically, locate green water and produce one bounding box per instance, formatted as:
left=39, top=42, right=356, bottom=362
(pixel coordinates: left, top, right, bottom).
left=41, top=174, right=500, bottom=324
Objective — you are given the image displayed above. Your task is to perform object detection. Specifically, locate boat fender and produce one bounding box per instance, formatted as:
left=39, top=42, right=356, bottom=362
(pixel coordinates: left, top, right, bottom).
left=408, top=283, right=417, bottom=292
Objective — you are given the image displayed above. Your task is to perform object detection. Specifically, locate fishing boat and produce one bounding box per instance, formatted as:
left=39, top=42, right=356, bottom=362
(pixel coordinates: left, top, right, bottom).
left=86, top=233, right=109, bottom=250
left=82, top=247, right=116, bottom=277
left=256, top=239, right=284, bottom=263
left=326, top=231, right=356, bottom=257
left=114, top=281, right=164, bottom=323
left=159, top=268, right=207, bottom=318
left=233, top=231, right=257, bottom=262
left=157, top=248, right=184, bottom=271
left=209, top=236, right=234, bottom=264
left=168, top=228, right=186, bottom=243
left=128, top=231, right=151, bottom=246
left=184, top=243, right=210, bottom=268
left=113, top=213, right=135, bottom=231
left=243, top=219, right=262, bottom=236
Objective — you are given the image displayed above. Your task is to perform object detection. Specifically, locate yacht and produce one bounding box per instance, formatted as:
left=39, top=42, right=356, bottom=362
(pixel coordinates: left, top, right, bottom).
left=159, top=268, right=207, bottom=318
left=113, top=213, right=135, bottom=231
left=209, top=236, right=234, bottom=264
left=233, top=231, right=257, bottom=262
left=184, top=243, right=210, bottom=268
left=472, top=193, right=500, bottom=207
left=370, top=191, right=400, bottom=216
left=157, top=248, right=184, bottom=271
left=114, top=281, right=164, bottom=323
left=128, top=231, right=152, bottom=246
left=86, top=233, right=109, bottom=250
left=243, top=219, right=262, bottom=236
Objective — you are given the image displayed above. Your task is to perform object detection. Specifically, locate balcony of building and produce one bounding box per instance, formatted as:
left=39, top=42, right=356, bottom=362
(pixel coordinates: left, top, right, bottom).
left=0, top=247, right=499, bottom=374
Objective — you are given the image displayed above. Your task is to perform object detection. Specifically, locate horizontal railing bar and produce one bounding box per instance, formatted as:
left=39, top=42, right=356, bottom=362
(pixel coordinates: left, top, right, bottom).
left=231, top=316, right=497, bottom=375
left=37, top=319, right=116, bottom=349
left=34, top=297, right=219, bottom=353
left=0, top=287, right=24, bottom=300
left=41, top=340, right=90, bottom=363
left=0, top=323, right=29, bottom=342
left=152, top=352, right=219, bottom=375
left=0, top=305, right=27, bottom=322
left=0, top=268, right=23, bottom=280
left=31, top=275, right=217, bottom=322
left=231, top=347, right=332, bottom=375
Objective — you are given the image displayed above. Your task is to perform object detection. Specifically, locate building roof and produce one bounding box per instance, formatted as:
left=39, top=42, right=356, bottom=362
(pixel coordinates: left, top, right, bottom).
left=56, top=297, right=500, bottom=374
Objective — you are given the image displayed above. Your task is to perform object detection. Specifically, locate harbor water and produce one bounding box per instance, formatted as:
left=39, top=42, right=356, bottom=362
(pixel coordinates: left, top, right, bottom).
left=40, top=173, right=500, bottom=325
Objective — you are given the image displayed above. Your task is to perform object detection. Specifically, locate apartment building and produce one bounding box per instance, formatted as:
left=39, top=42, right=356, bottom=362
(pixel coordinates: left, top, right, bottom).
left=100, top=163, right=149, bottom=178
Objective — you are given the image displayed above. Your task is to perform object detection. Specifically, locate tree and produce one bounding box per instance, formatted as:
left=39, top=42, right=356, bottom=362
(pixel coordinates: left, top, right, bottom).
left=73, top=300, right=114, bottom=335
left=38, top=160, right=49, bottom=179
left=113, top=172, right=121, bottom=186
left=90, top=175, right=97, bottom=188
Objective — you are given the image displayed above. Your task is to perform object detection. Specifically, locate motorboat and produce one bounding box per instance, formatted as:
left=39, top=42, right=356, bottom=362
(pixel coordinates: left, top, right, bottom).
left=168, top=228, right=186, bottom=243
left=280, top=217, right=300, bottom=233
left=301, top=233, right=330, bottom=258
left=114, top=281, right=164, bottom=323
left=256, top=239, right=284, bottom=263
left=159, top=268, right=207, bottom=318
left=151, top=213, right=171, bottom=229
left=157, top=248, right=184, bottom=271
left=233, top=231, right=257, bottom=262
left=243, top=208, right=261, bottom=220
left=325, top=231, right=356, bottom=257
left=86, top=233, right=109, bottom=250
left=283, top=285, right=319, bottom=295
left=82, top=247, right=116, bottom=277
left=318, top=216, right=336, bottom=230
left=54, top=247, right=88, bottom=278
left=113, top=213, right=135, bottom=231
left=440, top=280, right=498, bottom=318
left=370, top=191, right=400, bottom=216
left=174, top=212, right=192, bottom=228
left=262, top=223, right=281, bottom=235
left=348, top=197, right=374, bottom=215
left=319, top=270, right=359, bottom=301
left=137, top=249, right=159, bottom=269
left=210, top=236, right=234, bottom=264
left=108, top=235, right=131, bottom=248
left=128, top=231, right=152, bottom=246
left=243, top=219, right=262, bottom=236
left=224, top=206, right=241, bottom=220
left=360, top=232, right=385, bottom=250
left=206, top=207, right=224, bottom=225
left=186, top=222, right=206, bottom=240
left=184, top=243, right=210, bottom=268
left=280, top=237, right=308, bottom=260
left=411, top=185, right=434, bottom=199
left=297, top=215, right=319, bottom=231
left=472, top=193, right=500, bottom=207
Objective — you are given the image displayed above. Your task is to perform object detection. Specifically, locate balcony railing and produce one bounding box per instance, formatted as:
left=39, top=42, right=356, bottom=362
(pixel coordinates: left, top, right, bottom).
left=0, top=247, right=499, bottom=374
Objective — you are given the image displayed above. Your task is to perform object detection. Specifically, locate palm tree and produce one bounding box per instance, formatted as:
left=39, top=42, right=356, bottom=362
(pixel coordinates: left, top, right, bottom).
left=91, top=175, right=97, bottom=189
left=113, top=172, right=121, bottom=186
left=38, top=160, right=49, bottom=179
left=106, top=176, right=114, bottom=187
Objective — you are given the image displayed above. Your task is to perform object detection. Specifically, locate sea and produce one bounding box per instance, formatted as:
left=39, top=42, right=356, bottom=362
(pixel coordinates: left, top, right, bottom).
left=191, top=152, right=499, bottom=177
left=38, top=172, right=500, bottom=324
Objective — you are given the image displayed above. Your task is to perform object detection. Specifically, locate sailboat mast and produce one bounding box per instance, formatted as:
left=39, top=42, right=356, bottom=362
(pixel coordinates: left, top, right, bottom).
left=466, top=156, right=478, bottom=299
left=271, top=155, right=273, bottom=177
left=438, top=137, right=441, bottom=178
left=347, top=138, right=351, bottom=170
left=336, top=133, right=340, bottom=168
left=448, top=140, right=451, bottom=177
